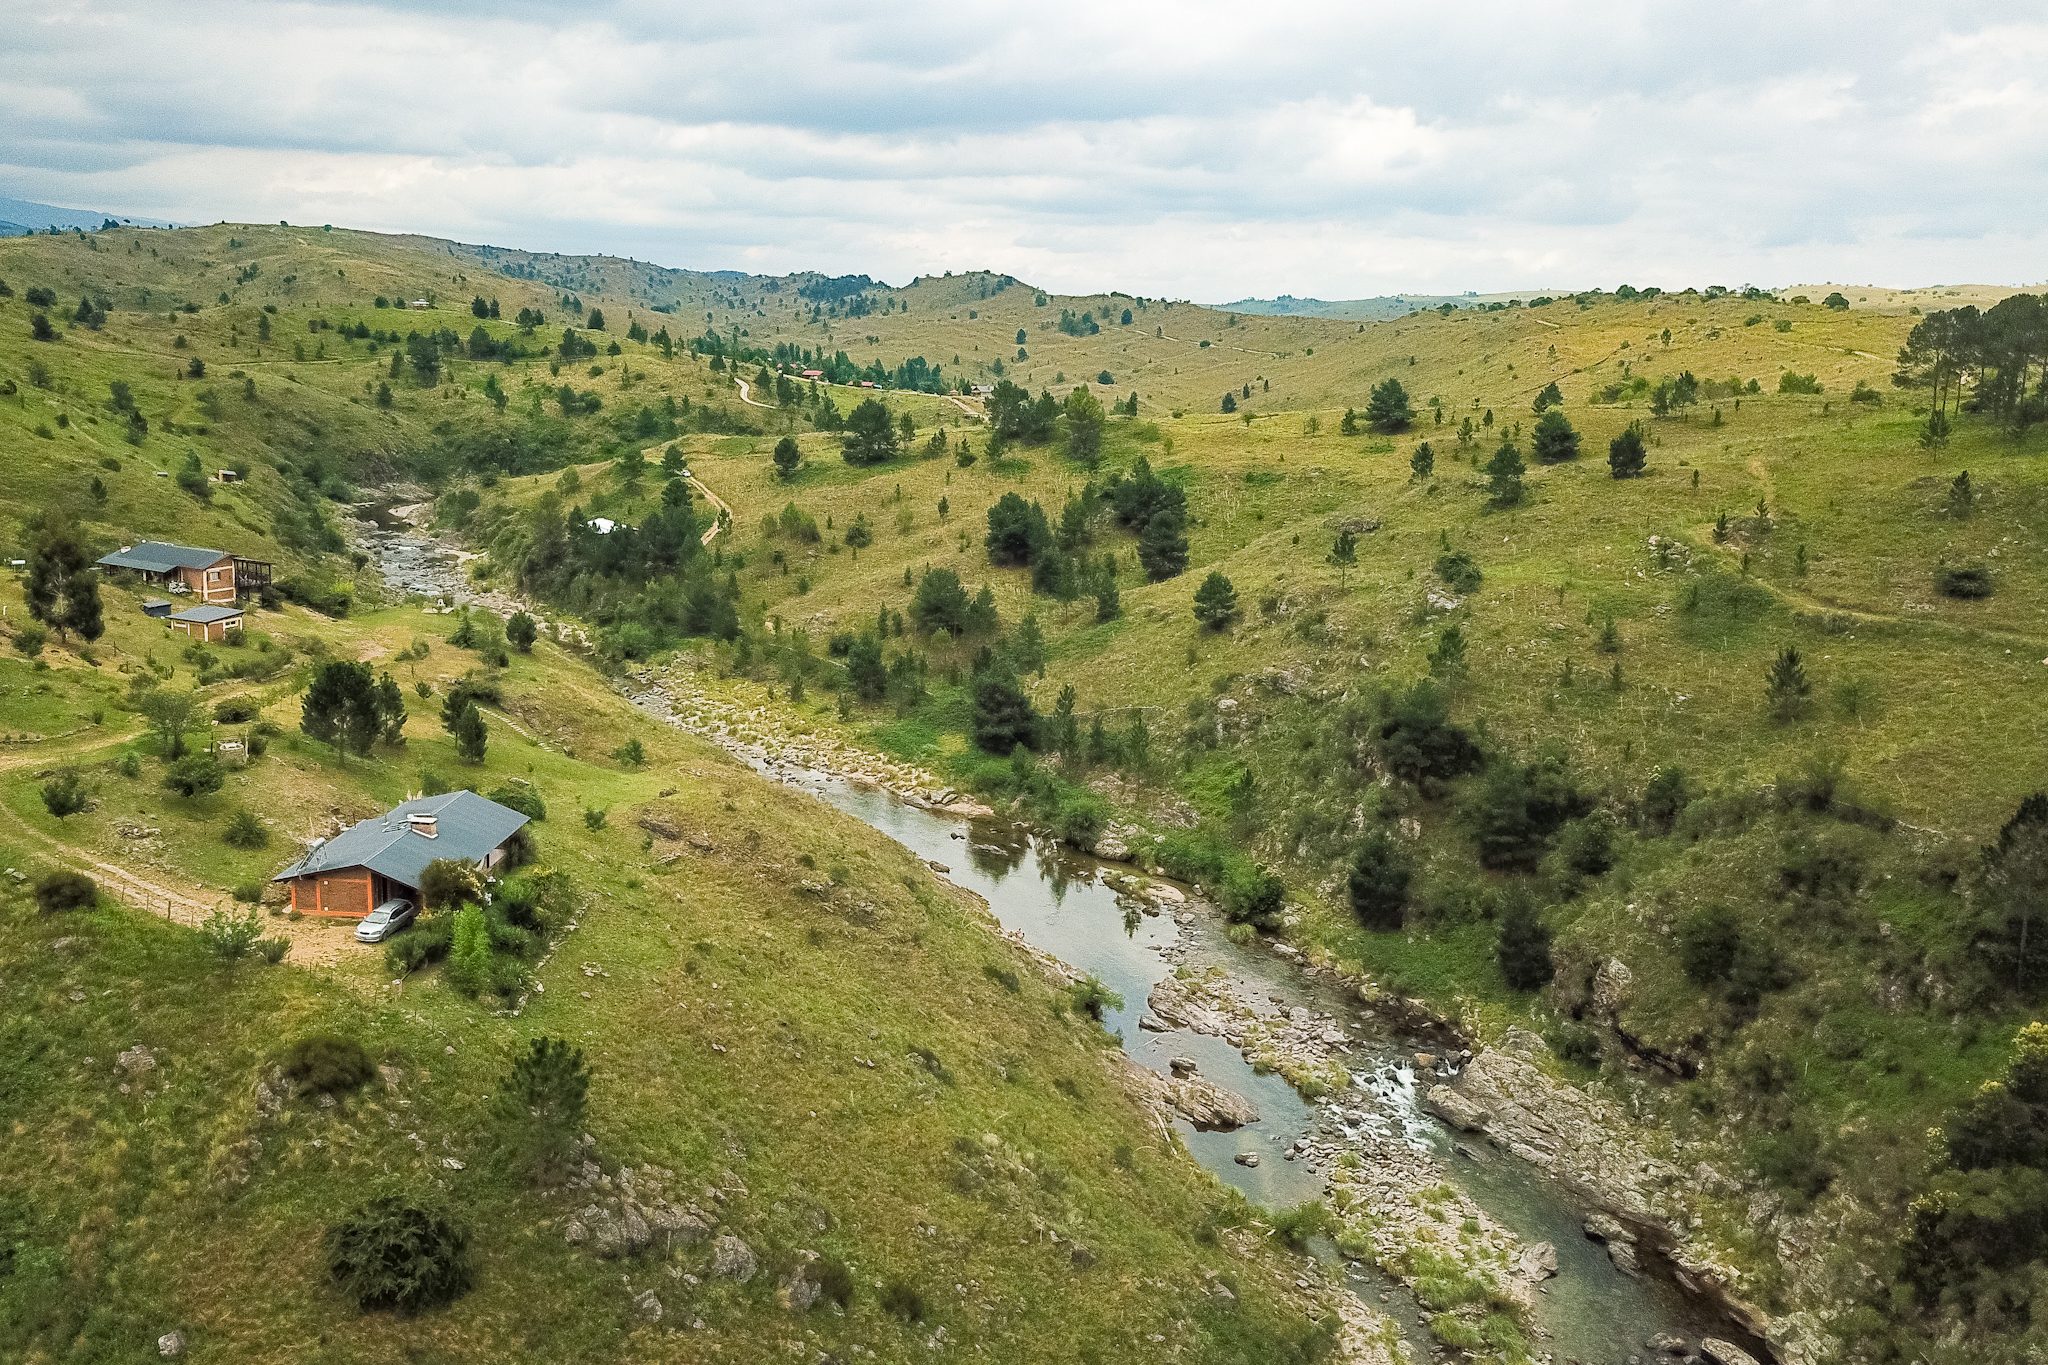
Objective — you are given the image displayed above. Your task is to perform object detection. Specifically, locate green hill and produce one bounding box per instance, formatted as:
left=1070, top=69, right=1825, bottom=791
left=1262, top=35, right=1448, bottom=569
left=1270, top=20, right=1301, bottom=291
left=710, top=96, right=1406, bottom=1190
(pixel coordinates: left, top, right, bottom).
left=0, top=225, right=1352, bottom=1365
left=5, top=220, right=2048, bottom=1364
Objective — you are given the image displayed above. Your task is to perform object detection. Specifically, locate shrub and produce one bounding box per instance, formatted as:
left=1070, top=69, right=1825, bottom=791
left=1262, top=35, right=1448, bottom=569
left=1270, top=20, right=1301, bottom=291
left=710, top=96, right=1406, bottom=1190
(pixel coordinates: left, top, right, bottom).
left=1677, top=906, right=1742, bottom=985
left=813, top=1255, right=856, bottom=1309
left=1433, top=550, right=1482, bottom=594
left=163, top=752, right=225, bottom=798
left=443, top=905, right=492, bottom=996
left=1640, top=765, right=1692, bottom=833
left=386, top=913, right=454, bottom=974
left=1220, top=863, right=1286, bottom=930
left=1269, top=1199, right=1329, bottom=1251
left=1935, top=563, right=1993, bottom=599
left=1049, top=790, right=1107, bottom=850
left=1496, top=897, right=1554, bottom=990
left=1066, top=976, right=1124, bottom=1023
left=582, top=807, right=607, bottom=831
left=40, top=768, right=90, bottom=817
left=255, top=936, right=291, bottom=964
left=879, top=1279, right=926, bottom=1323
left=1345, top=830, right=1412, bottom=931
left=223, top=810, right=269, bottom=848
left=325, top=1195, right=472, bottom=1311
left=487, top=784, right=546, bottom=821
left=232, top=881, right=264, bottom=903
left=201, top=906, right=263, bottom=960
left=212, top=699, right=259, bottom=724
left=34, top=869, right=97, bottom=913
left=280, top=1033, right=377, bottom=1096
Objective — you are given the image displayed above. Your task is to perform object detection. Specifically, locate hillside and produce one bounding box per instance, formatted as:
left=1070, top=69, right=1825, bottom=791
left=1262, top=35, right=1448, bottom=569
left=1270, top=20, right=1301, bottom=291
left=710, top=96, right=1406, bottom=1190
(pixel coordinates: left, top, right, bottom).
left=0, top=226, right=1354, bottom=1364
left=4, top=220, right=2048, bottom=1365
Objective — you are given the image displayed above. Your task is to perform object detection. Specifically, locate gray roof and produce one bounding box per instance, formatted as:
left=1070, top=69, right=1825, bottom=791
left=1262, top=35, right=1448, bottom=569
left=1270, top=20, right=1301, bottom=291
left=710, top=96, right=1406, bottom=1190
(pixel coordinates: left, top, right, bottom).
left=98, top=540, right=231, bottom=573
left=167, top=604, right=241, bottom=624
left=272, top=791, right=529, bottom=888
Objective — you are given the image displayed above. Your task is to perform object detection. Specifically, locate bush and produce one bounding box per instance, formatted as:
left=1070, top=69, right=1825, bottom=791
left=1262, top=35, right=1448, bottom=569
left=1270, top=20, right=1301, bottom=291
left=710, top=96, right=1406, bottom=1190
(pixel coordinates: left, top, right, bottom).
left=813, top=1255, right=856, bottom=1309
left=325, top=1195, right=473, bottom=1312
left=1346, top=830, right=1412, bottom=931
left=163, top=752, right=225, bottom=798
left=443, top=905, right=492, bottom=996
left=1049, top=790, right=1107, bottom=850
left=1935, top=563, right=1993, bottom=599
left=281, top=1033, right=377, bottom=1096
left=1433, top=549, right=1483, bottom=594
left=201, top=906, right=263, bottom=960
left=386, top=913, right=454, bottom=974
left=1496, top=898, right=1554, bottom=991
left=1269, top=1199, right=1329, bottom=1251
left=1066, top=976, right=1124, bottom=1023
left=212, top=699, right=259, bottom=723
left=1677, top=906, right=1742, bottom=985
left=879, top=1279, right=926, bottom=1323
left=232, top=881, right=264, bottom=903
left=487, top=784, right=547, bottom=821
left=40, top=768, right=90, bottom=817
left=1220, top=863, right=1286, bottom=930
left=223, top=809, right=269, bottom=848
left=255, top=936, right=291, bottom=964
left=34, top=869, right=97, bottom=913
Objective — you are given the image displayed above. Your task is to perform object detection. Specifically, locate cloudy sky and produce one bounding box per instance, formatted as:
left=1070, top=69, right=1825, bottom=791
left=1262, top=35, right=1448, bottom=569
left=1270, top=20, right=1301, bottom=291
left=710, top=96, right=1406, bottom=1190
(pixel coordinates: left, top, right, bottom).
left=2, top=1, right=2043, bottom=299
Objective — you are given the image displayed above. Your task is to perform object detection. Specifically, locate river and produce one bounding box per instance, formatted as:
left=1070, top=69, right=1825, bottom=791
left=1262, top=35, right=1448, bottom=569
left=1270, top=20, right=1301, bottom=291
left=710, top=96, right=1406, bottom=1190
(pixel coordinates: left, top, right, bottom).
left=359, top=502, right=1755, bottom=1365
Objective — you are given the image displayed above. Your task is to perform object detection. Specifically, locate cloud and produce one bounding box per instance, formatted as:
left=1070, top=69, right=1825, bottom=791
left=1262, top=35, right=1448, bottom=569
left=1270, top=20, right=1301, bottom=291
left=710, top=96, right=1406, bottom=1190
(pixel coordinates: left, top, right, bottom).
left=0, top=0, right=2042, bottom=296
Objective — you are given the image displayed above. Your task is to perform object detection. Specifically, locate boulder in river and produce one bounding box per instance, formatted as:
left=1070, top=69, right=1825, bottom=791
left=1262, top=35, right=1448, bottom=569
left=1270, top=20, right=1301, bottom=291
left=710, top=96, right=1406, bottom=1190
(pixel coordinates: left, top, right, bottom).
left=1699, top=1338, right=1762, bottom=1365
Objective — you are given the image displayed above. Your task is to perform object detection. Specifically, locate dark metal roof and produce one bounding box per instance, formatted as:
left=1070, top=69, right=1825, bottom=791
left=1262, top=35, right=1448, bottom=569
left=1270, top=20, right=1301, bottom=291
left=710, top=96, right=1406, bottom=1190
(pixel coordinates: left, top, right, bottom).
left=272, top=791, right=529, bottom=888
left=167, top=604, right=241, bottom=624
left=97, top=540, right=231, bottom=573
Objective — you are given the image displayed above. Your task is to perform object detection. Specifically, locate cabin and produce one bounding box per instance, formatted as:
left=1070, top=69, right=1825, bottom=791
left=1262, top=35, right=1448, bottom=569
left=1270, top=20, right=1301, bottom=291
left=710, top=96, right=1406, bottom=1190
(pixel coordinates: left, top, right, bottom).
left=272, top=790, right=530, bottom=920
left=408, top=298, right=430, bottom=309
left=165, top=603, right=242, bottom=641
left=800, top=369, right=824, bottom=380
left=97, top=540, right=238, bottom=603
left=969, top=383, right=994, bottom=398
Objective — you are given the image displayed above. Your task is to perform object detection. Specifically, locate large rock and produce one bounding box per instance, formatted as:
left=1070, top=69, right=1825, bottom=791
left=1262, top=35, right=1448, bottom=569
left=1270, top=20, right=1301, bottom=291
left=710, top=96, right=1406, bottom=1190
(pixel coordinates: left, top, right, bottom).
left=1699, top=1338, right=1762, bottom=1365
left=1130, top=1065, right=1260, bottom=1130
left=1590, top=958, right=1635, bottom=1015
left=1425, top=1084, right=1491, bottom=1132
left=1515, top=1241, right=1559, bottom=1281
left=710, top=1233, right=758, bottom=1282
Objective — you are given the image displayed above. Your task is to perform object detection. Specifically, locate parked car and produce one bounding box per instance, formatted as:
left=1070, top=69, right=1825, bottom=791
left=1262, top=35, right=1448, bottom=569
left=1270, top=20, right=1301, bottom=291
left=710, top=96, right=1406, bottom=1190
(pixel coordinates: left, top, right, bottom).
left=354, top=897, right=417, bottom=943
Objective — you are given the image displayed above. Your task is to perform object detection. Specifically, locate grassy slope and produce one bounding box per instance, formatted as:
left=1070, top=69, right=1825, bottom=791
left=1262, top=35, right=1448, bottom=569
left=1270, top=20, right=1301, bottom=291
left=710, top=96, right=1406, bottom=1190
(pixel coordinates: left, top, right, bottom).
left=0, top=231, right=1339, bottom=1363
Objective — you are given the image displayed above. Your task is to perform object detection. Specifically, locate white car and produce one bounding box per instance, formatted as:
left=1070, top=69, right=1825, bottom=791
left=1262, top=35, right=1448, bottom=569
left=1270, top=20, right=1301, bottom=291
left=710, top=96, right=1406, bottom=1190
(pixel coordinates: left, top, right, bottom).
left=354, top=897, right=418, bottom=943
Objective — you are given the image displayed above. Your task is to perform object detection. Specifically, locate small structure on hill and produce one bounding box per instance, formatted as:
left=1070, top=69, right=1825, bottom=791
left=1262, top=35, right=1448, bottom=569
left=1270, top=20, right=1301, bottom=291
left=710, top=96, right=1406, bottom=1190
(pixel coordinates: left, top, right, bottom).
left=272, top=790, right=530, bottom=919
left=165, top=603, right=241, bottom=641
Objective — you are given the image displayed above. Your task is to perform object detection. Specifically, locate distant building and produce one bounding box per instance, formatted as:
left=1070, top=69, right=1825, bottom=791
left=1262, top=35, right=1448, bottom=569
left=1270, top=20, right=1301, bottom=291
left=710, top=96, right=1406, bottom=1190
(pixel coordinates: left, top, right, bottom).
left=96, top=539, right=271, bottom=602
left=408, top=298, right=430, bottom=309
left=165, top=603, right=242, bottom=642
left=272, top=791, right=530, bottom=919
left=800, top=369, right=824, bottom=380
left=587, top=517, right=618, bottom=535
left=969, top=383, right=994, bottom=397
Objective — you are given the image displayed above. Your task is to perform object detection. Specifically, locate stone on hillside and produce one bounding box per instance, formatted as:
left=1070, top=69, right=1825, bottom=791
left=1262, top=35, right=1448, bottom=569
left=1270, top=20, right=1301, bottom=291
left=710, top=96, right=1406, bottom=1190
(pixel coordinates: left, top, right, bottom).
left=1583, top=1212, right=1635, bottom=1245
left=117, top=1045, right=156, bottom=1074
left=710, top=1233, right=758, bottom=1282
left=632, top=1288, right=663, bottom=1323
left=1424, top=1084, right=1490, bottom=1133
left=1591, top=958, right=1635, bottom=1015
left=1699, top=1338, right=1761, bottom=1365
left=1516, top=1241, right=1559, bottom=1281
left=157, top=1330, right=186, bottom=1357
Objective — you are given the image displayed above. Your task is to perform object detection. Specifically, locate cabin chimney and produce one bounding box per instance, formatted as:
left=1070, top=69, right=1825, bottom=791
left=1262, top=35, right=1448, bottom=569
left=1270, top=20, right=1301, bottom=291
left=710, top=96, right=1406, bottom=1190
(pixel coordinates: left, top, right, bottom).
left=408, top=813, right=439, bottom=839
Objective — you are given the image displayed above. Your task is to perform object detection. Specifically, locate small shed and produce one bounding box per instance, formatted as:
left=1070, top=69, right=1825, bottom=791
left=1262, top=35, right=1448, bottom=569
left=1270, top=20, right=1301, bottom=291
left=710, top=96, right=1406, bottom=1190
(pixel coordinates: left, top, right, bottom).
left=166, top=603, right=242, bottom=642
left=141, top=597, right=173, bottom=618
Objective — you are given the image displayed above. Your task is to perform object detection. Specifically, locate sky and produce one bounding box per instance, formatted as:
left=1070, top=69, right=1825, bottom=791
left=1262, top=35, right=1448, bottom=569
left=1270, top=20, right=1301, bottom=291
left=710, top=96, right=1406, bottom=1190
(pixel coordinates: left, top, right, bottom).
left=2, top=1, right=2044, bottom=300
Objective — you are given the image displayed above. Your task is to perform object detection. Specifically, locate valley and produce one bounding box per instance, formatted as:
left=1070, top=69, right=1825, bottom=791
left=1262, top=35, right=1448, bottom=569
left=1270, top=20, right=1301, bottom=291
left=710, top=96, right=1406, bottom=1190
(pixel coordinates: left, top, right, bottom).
left=2, top=220, right=2046, bottom=1365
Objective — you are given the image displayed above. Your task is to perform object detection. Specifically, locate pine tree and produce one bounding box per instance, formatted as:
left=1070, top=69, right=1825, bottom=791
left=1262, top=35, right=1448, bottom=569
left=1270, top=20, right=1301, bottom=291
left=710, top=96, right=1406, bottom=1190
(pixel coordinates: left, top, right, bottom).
left=1530, top=407, right=1580, bottom=463
left=505, top=611, right=538, bottom=652
left=1365, top=377, right=1412, bottom=433
left=453, top=701, right=489, bottom=764
left=494, top=1037, right=591, bottom=1182
left=1765, top=645, right=1811, bottom=720
left=23, top=516, right=103, bottom=642
left=1192, top=571, right=1238, bottom=630
left=1484, top=441, right=1526, bottom=507
left=301, top=661, right=383, bottom=762
left=1410, top=441, right=1434, bottom=479
left=773, top=435, right=801, bottom=480
left=1136, top=507, right=1189, bottom=581
left=1346, top=830, right=1413, bottom=931
left=1608, top=422, right=1648, bottom=478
